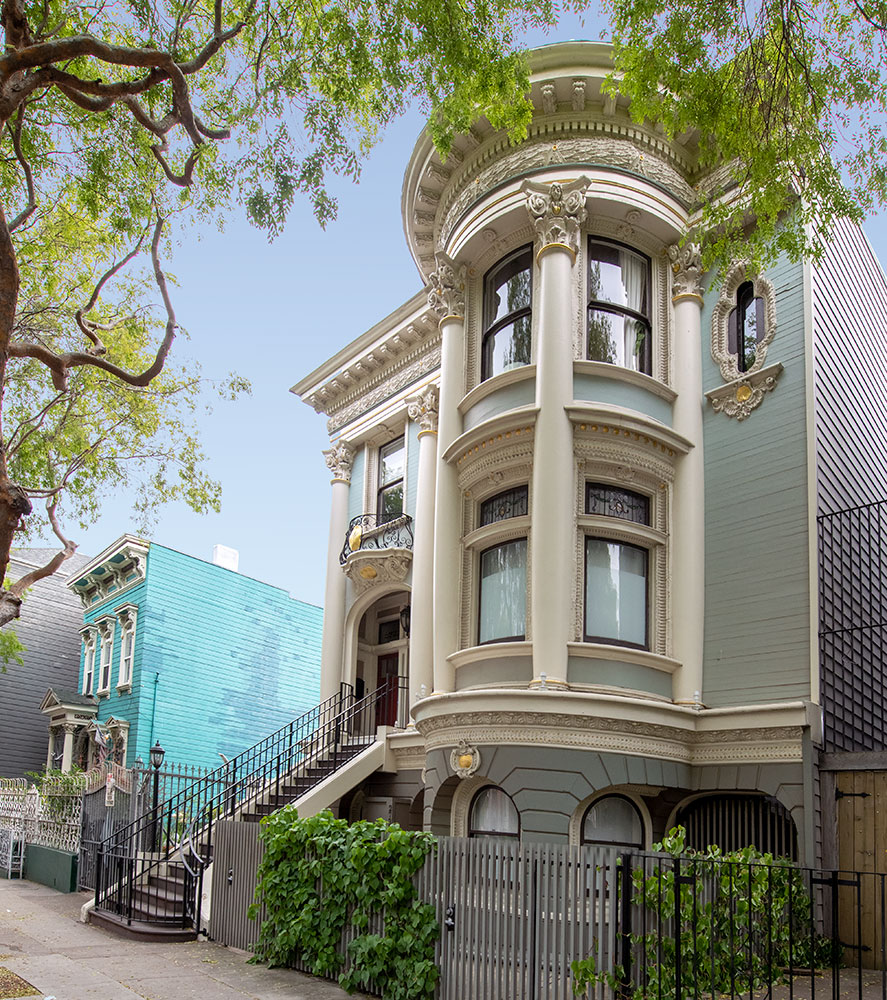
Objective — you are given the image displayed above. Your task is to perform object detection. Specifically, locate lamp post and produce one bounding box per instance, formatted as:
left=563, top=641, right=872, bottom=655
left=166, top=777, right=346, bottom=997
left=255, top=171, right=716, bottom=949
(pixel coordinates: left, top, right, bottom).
left=149, top=741, right=165, bottom=852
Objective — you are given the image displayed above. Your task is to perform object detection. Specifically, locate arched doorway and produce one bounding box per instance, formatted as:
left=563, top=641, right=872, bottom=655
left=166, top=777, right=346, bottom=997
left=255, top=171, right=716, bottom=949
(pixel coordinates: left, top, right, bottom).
left=353, top=590, right=410, bottom=728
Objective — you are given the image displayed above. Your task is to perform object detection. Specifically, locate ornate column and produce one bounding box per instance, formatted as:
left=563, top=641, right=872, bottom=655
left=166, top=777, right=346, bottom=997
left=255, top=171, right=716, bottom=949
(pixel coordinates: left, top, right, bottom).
left=320, top=442, right=354, bottom=704
left=524, top=179, right=588, bottom=685
left=406, top=385, right=439, bottom=717
left=61, top=723, right=77, bottom=772
left=668, top=243, right=706, bottom=705
left=428, top=254, right=466, bottom=694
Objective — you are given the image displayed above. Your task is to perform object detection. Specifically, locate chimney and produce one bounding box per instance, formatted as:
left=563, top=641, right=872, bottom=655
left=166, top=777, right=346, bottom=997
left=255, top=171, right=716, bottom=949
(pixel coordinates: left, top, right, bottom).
left=212, top=544, right=239, bottom=572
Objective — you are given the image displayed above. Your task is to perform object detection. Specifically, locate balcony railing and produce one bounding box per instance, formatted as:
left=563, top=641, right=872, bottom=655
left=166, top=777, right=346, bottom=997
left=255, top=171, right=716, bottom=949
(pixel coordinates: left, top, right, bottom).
left=340, top=513, right=414, bottom=565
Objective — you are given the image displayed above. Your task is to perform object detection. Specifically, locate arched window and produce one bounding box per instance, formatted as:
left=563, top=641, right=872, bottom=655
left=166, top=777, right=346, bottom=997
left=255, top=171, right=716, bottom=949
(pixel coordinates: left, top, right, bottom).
left=482, top=247, right=533, bottom=382
left=728, top=280, right=765, bottom=373
left=468, top=786, right=520, bottom=840
left=582, top=794, right=644, bottom=849
left=587, top=239, right=651, bottom=374
left=675, top=794, right=798, bottom=860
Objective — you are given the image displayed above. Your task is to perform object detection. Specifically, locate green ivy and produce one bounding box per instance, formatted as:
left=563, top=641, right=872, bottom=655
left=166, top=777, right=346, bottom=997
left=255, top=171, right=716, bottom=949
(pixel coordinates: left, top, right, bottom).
left=572, top=827, right=838, bottom=999
left=248, top=808, right=439, bottom=1000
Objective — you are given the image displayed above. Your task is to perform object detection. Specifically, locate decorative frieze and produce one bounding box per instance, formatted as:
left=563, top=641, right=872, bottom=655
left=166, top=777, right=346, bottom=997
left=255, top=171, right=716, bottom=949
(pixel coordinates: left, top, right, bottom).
left=523, top=178, right=589, bottom=259
left=323, top=442, right=355, bottom=483
left=426, top=252, right=467, bottom=322
left=407, top=384, right=440, bottom=434
left=571, top=79, right=586, bottom=111
left=668, top=242, right=704, bottom=300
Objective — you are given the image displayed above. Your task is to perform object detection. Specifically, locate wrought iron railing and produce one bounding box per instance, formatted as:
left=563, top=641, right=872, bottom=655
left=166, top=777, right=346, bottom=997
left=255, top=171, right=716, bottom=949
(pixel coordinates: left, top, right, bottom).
left=93, top=677, right=408, bottom=931
left=340, top=512, right=414, bottom=565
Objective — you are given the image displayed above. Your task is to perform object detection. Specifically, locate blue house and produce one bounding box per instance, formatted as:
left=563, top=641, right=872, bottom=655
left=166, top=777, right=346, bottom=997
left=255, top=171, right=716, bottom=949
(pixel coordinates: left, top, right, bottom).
left=56, top=535, right=322, bottom=771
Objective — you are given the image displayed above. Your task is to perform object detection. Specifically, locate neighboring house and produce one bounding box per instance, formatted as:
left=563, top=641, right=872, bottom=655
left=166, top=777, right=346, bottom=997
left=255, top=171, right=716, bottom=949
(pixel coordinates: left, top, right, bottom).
left=291, top=40, right=887, bottom=866
left=0, top=549, right=91, bottom=778
left=54, top=535, right=323, bottom=772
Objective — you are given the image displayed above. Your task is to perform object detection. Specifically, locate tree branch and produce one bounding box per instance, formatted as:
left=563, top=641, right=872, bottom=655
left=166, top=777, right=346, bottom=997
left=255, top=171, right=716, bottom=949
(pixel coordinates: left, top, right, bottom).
left=7, top=499, right=76, bottom=598
left=75, top=236, right=146, bottom=354
left=7, top=106, right=36, bottom=232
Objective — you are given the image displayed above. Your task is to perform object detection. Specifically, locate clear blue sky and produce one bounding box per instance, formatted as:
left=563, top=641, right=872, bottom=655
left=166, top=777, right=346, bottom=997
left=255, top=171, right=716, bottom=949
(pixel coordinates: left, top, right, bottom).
left=48, top=17, right=887, bottom=608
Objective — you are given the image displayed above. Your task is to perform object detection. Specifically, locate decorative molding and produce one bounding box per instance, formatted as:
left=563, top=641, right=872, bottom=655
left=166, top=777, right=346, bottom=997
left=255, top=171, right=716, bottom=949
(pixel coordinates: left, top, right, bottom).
left=341, top=548, right=412, bottom=593
left=326, top=341, right=442, bottom=434
left=389, top=745, right=426, bottom=771
left=417, top=710, right=806, bottom=766
left=323, top=442, right=355, bottom=483
left=573, top=360, right=677, bottom=403
left=571, top=79, right=586, bottom=112
left=667, top=242, right=703, bottom=300
left=705, top=362, right=784, bottom=421
left=68, top=536, right=149, bottom=609
left=114, top=603, right=138, bottom=630
left=407, top=384, right=440, bottom=434
left=426, top=252, right=467, bottom=321
left=450, top=774, right=489, bottom=837
left=541, top=82, right=558, bottom=115
left=711, top=262, right=778, bottom=384
left=450, top=739, right=481, bottom=778
left=523, top=178, right=589, bottom=259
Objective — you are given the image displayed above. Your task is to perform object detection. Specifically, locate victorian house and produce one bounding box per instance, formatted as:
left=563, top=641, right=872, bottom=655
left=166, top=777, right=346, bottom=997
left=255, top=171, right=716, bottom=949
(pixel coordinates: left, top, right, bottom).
left=292, top=41, right=887, bottom=863
left=46, top=535, right=323, bottom=773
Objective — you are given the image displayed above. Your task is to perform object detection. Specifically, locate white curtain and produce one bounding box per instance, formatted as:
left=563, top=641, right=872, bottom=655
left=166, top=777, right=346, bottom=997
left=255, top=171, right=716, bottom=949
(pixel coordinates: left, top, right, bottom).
left=470, top=787, right=519, bottom=837
left=479, top=539, right=527, bottom=643
left=621, top=250, right=647, bottom=370
left=585, top=538, right=647, bottom=646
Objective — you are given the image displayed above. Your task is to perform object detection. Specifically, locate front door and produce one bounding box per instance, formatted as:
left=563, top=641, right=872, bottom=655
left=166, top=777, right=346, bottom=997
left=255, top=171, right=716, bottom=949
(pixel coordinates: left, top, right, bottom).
left=375, top=653, right=399, bottom=728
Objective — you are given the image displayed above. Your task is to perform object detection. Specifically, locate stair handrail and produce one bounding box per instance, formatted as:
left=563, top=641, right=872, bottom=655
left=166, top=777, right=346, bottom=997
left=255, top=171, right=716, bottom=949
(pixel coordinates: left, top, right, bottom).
left=93, top=677, right=407, bottom=929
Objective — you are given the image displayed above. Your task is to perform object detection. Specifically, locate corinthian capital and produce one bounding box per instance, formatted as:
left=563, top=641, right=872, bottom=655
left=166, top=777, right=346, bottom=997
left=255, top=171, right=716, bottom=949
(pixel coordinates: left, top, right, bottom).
left=426, top=252, right=466, bottom=322
left=407, top=384, right=440, bottom=434
left=668, top=242, right=704, bottom=300
left=523, top=178, right=589, bottom=259
left=323, top=442, right=354, bottom=483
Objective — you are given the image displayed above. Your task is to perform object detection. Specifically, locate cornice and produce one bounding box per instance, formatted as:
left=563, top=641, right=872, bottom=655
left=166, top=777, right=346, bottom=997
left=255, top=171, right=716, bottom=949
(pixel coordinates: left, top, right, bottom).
left=67, top=534, right=149, bottom=611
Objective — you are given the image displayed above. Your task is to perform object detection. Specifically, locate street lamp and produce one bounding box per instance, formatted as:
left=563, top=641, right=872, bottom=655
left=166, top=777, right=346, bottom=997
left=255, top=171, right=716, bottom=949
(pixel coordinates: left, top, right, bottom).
left=399, top=605, right=411, bottom=637
left=150, top=741, right=165, bottom=852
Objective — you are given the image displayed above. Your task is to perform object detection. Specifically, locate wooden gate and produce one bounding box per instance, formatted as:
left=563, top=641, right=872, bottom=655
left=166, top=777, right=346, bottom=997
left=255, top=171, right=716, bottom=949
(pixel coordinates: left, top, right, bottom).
left=418, top=838, right=619, bottom=1000
left=835, top=769, right=887, bottom=968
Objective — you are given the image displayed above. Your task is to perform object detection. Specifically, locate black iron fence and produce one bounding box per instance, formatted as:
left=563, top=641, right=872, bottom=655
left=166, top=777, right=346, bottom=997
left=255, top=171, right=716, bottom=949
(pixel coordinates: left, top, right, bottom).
left=93, top=677, right=409, bottom=931
left=606, top=852, right=887, bottom=1000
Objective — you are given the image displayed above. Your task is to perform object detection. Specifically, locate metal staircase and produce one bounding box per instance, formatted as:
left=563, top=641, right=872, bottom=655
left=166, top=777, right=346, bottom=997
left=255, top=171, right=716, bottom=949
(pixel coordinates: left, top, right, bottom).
left=89, top=679, right=405, bottom=939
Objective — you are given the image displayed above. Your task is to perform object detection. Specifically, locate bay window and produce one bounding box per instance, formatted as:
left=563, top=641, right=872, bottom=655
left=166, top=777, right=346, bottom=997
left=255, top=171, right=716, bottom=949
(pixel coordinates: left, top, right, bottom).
left=587, top=239, right=651, bottom=374
left=482, top=247, right=533, bottom=381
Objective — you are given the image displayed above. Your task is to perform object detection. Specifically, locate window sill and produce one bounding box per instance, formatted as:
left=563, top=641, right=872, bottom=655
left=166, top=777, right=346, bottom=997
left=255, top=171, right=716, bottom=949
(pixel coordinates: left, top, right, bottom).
left=567, top=642, right=680, bottom=674
left=578, top=515, right=666, bottom=548
left=459, top=364, right=536, bottom=415
left=96, top=689, right=110, bottom=698
left=463, top=515, right=531, bottom=551
left=116, top=682, right=132, bottom=693
left=448, top=641, right=533, bottom=670
left=704, top=362, right=783, bottom=421
left=574, top=361, right=677, bottom=403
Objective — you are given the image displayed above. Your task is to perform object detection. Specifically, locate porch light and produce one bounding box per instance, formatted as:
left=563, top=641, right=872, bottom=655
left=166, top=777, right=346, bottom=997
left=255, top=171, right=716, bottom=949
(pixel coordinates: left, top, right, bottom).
left=149, top=741, right=165, bottom=769
left=400, top=605, right=411, bottom=637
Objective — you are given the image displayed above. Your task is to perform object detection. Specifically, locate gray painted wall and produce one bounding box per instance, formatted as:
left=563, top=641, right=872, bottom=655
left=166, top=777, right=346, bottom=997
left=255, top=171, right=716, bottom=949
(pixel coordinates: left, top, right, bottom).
left=701, top=254, right=813, bottom=707
left=1, top=549, right=91, bottom=778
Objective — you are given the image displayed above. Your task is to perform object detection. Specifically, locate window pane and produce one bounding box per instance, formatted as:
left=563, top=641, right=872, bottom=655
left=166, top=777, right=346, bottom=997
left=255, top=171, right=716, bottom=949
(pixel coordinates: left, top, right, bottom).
left=490, top=265, right=531, bottom=324
left=586, top=484, right=649, bottom=525
left=479, top=539, right=527, bottom=643
left=470, top=787, right=519, bottom=837
left=583, top=795, right=643, bottom=847
left=483, top=314, right=532, bottom=379
left=379, top=439, right=404, bottom=486
left=585, top=539, right=647, bottom=647
left=480, top=486, right=529, bottom=526
left=587, top=309, right=649, bottom=371
left=588, top=243, right=649, bottom=316
left=379, top=484, right=403, bottom=522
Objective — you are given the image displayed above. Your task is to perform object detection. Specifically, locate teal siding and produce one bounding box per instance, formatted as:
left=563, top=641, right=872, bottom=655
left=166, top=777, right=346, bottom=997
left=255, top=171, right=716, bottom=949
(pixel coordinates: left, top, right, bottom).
left=572, top=374, right=673, bottom=426
left=405, top=419, right=420, bottom=519
left=83, top=545, right=322, bottom=770
left=348, top=446, right=366, bottom=520
left=701, top=254, right=812, bottom=707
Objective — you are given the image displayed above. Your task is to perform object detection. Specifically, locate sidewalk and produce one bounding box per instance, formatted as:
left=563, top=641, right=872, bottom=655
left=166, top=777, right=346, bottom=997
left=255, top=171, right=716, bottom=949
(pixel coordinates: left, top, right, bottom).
left=0, top=878, right=367, bottom=1000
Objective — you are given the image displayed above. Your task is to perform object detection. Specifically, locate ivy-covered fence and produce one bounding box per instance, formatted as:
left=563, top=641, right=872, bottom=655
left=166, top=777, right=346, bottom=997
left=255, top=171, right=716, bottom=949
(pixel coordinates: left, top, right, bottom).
left=249, top=809, right=439, bottom=1000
